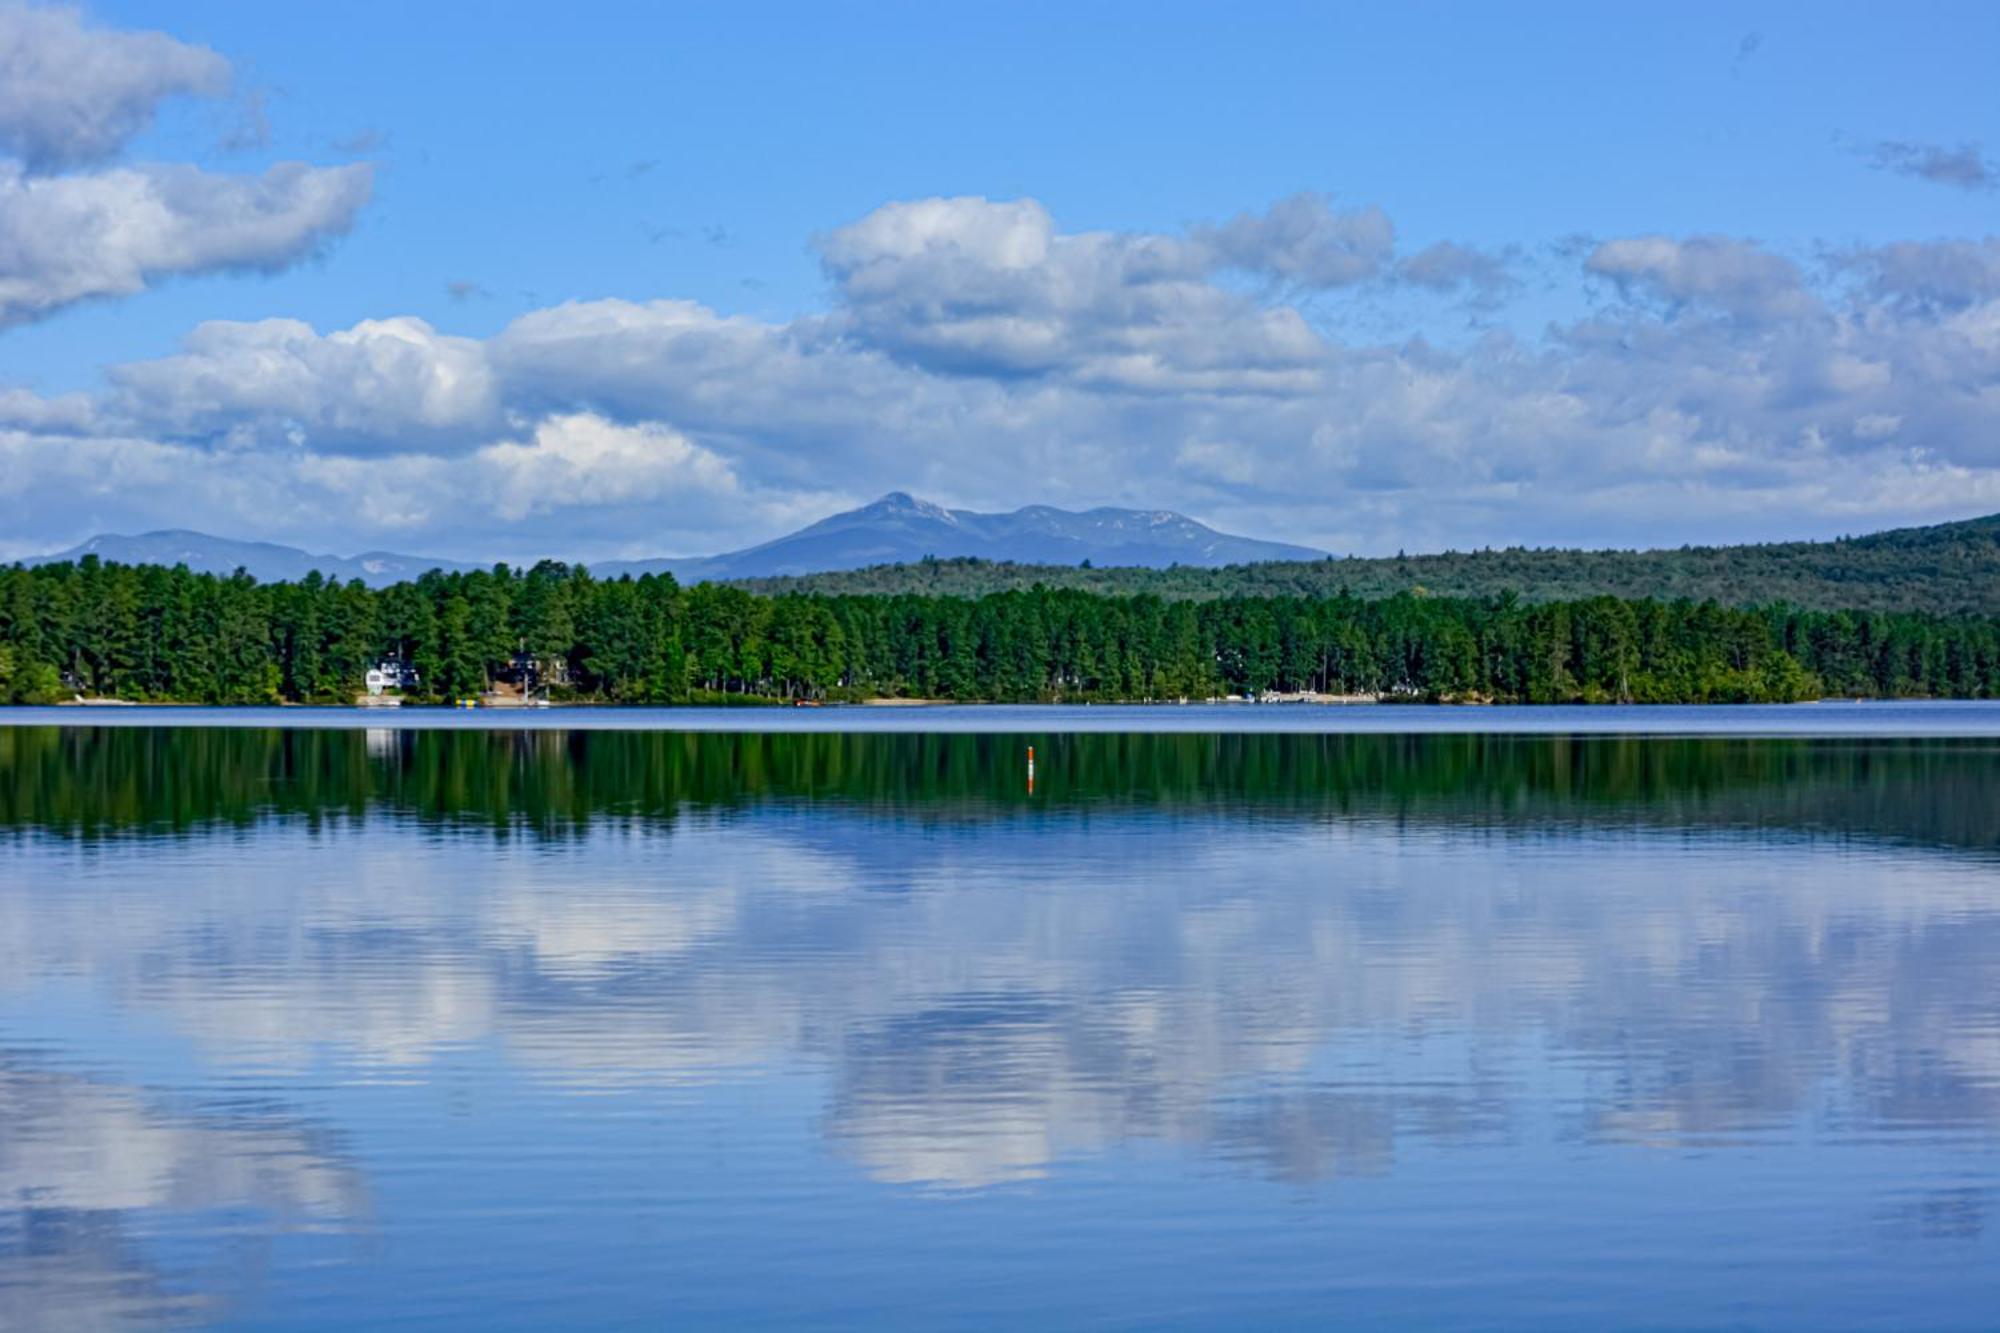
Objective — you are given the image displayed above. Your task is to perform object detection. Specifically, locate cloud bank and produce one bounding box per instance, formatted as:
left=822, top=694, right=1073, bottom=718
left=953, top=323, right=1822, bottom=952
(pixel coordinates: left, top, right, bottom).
left=7, top=184, right=1999, bottom=561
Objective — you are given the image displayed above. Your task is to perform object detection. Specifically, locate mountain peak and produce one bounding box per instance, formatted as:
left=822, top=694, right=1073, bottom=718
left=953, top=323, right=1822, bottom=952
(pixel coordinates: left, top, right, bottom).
left=628, top=494, right=1325, bottom=579
left=863, top=491, right=958, bottom=523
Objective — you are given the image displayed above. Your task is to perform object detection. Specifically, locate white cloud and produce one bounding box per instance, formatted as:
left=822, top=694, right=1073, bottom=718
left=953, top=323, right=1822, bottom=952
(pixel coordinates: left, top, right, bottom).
left=0, top=7, right=375, bottom=329
left=0, top=3, right=229, bottom=170
left=819, top=195, right=1326, bottom=390
left=0, top=384, right=96, bottom=432
left=0, top=160, right=373, bottom=327
left=475, top=412, right=739, bottom=520
left=109, top=314, right=494, bottom=449
left=819, top=194, right=1059, bottom=273
left=0, top=410, right=743, bottom=557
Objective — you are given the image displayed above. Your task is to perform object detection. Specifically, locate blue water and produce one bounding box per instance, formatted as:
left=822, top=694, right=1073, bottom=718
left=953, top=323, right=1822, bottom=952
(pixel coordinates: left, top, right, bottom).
left=2, top=723, right=1998, bottom=1328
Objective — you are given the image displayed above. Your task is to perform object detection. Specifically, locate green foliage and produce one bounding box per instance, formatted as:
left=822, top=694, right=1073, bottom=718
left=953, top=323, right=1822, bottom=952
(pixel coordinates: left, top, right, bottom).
left=3, top=553, right=1999, bottom=705
left=0, top=642, right=64, bottom=704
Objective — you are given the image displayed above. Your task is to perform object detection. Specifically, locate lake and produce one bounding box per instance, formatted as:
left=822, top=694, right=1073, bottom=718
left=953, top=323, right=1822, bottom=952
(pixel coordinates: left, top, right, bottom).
left=3, top=716, right=1999, bottom=1328
left=11, top=698, right=2000, bottom=735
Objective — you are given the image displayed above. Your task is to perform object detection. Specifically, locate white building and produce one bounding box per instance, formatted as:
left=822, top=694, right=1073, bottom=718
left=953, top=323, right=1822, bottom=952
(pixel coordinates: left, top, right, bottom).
left=364, top=660, right=419, bottom=696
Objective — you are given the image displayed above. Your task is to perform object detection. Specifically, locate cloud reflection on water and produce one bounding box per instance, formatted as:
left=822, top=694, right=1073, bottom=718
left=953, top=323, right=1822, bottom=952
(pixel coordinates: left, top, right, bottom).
left=0, top=1057, right=363, bottom=1330
left=3, top=816, right=1998, bottom=1193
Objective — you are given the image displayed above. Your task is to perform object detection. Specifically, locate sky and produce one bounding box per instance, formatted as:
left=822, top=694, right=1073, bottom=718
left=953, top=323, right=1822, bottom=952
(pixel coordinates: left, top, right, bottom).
left=2, top=1, right=1998, bottom=563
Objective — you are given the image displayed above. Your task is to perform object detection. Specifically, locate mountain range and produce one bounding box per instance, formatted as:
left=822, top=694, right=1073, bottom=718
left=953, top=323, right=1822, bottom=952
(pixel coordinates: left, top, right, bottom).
left=18, top=493, right=1325, bottom=587
left=741, top=510, right=2000, bottom=615
left=27, top=497, right=2000, bottom=615
left=26, top=531, right=482, bottom=586
left=613, top=492, right=1325, bottom=581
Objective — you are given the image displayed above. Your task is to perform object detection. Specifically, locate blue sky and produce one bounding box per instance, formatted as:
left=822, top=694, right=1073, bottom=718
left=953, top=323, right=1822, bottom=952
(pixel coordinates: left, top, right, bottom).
left=3, top=2, right=1998, bottom=561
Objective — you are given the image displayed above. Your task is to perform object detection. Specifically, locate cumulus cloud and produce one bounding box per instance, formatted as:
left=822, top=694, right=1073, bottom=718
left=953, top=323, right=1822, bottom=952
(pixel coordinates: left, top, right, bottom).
left=474, top=412, right=738, bottom=520
left=1867, top=139, right=1996, bottom=192
left=819, top=195, right=1326, bottom=389
left=0, top=8, right=374, bottom=328
left=0, top=409, right=746, bottom=558
left=0, top=160, right=373, bottom=327
left=107, top=314, right=494, bottom=449
left=0, top=3, right=229, bottom=170
left=0, top=384, right=96, bottom=432
left=493, top=299, right=957, bottom=472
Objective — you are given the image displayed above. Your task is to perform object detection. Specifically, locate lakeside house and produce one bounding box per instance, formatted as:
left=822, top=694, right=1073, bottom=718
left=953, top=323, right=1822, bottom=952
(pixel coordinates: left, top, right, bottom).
left=364, top=659, right=420, bottom=696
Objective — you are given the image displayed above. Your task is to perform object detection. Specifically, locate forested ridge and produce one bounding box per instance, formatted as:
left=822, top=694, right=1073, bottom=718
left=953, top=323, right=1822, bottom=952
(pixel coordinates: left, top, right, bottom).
left=735, top=512, right=2000, bottom=613
left=5, top=555, right=2000, bottom=705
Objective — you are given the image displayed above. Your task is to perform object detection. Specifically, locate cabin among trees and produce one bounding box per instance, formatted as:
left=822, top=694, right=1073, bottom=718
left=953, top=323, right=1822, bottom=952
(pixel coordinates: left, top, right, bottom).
left=499, top=648, right=569, bottom=694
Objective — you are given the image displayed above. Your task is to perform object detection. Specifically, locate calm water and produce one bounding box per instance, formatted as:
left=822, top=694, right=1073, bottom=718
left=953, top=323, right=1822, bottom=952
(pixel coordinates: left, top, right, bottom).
left=3, top=725, right=2000, bottom=1329
left=11, top=699, right=2000, bottom=734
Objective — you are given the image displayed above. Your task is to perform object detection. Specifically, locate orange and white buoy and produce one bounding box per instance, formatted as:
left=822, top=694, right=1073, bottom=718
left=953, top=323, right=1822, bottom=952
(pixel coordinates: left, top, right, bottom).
left=1026, top=745, right=1035, bottom=795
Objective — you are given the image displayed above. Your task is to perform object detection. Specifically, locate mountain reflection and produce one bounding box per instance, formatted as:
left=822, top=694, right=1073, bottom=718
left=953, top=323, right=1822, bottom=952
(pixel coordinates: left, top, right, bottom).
left=0, top=1057, right=363, bottom=1329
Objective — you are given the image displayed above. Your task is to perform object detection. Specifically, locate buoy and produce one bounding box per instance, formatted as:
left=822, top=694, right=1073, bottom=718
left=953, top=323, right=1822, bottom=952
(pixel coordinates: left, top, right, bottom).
left=1026, top=745, right=1035, bottom=795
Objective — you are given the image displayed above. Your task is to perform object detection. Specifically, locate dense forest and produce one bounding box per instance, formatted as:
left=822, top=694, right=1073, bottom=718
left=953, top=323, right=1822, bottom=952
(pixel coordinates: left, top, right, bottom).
left=4, top=555, right=1999, bottom=705
left=735, top=512, right=2000, bottom=614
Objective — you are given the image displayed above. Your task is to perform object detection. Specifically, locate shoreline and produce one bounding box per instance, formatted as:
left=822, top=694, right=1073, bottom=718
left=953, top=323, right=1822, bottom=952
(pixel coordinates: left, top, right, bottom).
left=6, top=699, right=2000, bottom=738
left=50, top=690, right=1895, bottom=711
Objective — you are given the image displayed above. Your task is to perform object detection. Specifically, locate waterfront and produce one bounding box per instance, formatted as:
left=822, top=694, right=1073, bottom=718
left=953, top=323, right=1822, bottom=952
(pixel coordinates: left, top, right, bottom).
left=9, top=699, right=2000, bottom=735
left=2, top=724, right=1998, bottom=1327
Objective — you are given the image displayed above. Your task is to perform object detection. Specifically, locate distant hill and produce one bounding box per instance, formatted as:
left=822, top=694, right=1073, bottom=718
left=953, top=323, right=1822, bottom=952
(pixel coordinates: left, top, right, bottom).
left=735, top=512, right=2000, bottom=615
left=598, top=492, right=1326, bottom=580
left=26, top=531, right=477, bottom=586
left=18, top=494, right=1324, bottom=588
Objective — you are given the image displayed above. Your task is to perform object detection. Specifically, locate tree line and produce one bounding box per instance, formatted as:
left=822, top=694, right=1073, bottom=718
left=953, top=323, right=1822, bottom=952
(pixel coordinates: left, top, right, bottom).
left=3, top=556, right=1999, bottom=705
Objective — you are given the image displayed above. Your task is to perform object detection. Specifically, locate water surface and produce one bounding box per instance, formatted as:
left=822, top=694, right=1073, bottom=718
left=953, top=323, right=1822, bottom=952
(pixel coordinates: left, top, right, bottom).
left=2, top=726, right=1998, bottom=1328
left=10, top=698, right=2000, bottom=735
